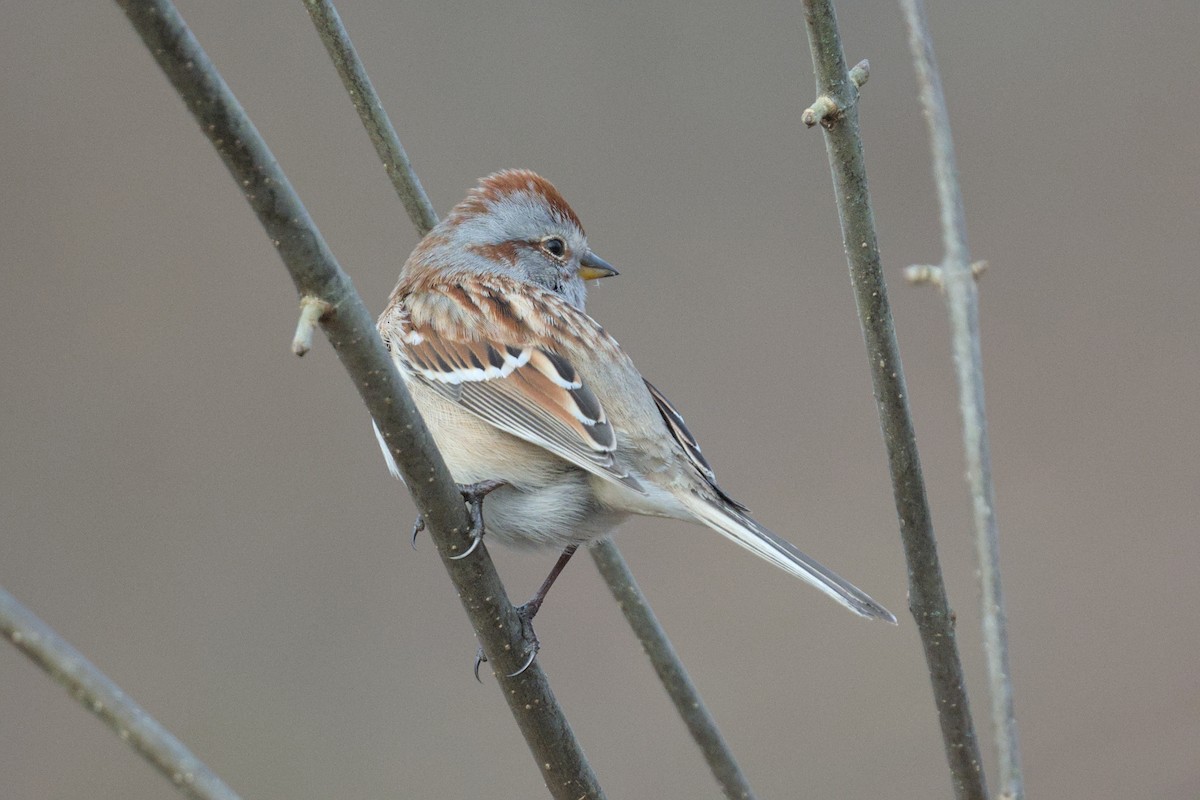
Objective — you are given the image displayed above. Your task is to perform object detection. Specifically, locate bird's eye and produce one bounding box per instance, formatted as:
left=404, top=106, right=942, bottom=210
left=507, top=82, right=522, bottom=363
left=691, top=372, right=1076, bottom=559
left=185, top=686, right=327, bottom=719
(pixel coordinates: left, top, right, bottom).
left=541, top=237, right=567, bottom=259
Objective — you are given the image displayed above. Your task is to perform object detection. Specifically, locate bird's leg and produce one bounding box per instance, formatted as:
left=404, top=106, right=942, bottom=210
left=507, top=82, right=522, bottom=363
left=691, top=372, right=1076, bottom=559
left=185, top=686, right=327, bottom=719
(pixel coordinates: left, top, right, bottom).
left=519, top=544, right=579, bottom=623
left=409, top=479, right=506, bottom=555
left=505, top=544, right=579, bottom=677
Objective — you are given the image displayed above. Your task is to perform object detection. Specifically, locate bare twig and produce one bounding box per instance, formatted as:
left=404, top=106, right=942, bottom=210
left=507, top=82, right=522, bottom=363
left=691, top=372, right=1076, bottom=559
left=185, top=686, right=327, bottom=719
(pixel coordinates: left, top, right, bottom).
left=292, top=295, right=331, bottom=356
left=802, top=58, right=870, bottom=127
left=898, top=1, right=1024, bottom=797
left=301, top=0, right=437, bottom=235
left=799, top=2, right=988, bottom=799
left=0, top=586, right=241, bottom=800
left=904, top=260, right=988, bottom=289
left=114, top=1, right=603, bottom=797
left=301, top=3, right=757, bottom=796
left=590, top=539, right=756, bottom=800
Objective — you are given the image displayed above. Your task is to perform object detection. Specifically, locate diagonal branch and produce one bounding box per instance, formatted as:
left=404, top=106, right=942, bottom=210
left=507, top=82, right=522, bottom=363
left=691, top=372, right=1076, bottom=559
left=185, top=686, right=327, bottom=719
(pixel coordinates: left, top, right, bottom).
left=301, top=3, right=759, bottom=798
left=114, top=1, right=603, bottom=797
left=590, top=539, right=757, bottom=800
left=799, top=2, right=988, bottom=799
left=0, top=586, right=241, bottom=800
left=301, top=0, right=437, bottom=236
left=898, top=1, right=1024, bottom=797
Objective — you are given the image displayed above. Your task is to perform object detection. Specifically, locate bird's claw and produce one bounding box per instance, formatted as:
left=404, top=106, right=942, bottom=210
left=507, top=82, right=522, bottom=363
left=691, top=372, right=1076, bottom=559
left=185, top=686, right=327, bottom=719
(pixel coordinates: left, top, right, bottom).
left=447, top=527, right=481, bottom=560
left=507, top=647, right=538, bottom=678
left=506, top=602, right=541, bottom=677
left=473, top=646, right=487, bottom=683
left=410, top=515, right=425, bottom=550
left=447, top=480, right=505, bottom=561
left=471, top=604, right=541, bottom=682
left=411, top=481, right=505, bottom=558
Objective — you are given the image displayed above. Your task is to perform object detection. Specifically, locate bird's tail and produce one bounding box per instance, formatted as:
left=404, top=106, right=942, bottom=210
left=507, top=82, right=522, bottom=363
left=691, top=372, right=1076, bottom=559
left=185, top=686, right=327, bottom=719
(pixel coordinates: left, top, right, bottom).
left=683, top=497, right=896, bottom=623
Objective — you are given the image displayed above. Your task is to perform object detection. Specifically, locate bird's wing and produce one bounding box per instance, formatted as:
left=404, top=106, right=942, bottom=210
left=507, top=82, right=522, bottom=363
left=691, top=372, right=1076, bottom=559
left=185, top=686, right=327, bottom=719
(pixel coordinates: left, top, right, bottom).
left=643, top=379, right=749, bottom=513
left=386, top=282, right=643, bottom=492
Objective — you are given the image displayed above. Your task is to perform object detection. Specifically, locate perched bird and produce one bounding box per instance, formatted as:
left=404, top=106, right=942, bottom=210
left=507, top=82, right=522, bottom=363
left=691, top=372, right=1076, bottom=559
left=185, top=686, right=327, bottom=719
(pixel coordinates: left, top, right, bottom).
left=376, top=169, right=895, bottom=646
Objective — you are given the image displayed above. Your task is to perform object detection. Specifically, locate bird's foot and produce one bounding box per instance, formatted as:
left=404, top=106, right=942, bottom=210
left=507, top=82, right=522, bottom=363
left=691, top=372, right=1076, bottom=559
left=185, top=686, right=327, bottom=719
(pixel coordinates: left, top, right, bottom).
left=448, top=479, right=505, bottom=560
left=471, top=602, right=542, bottom=682
left=508, top=602, right=542, bottom=677
left=472, top=636, right=537, bottom=682
left=470, top=537, right=576, bottom=683
left=486, top=543, right=576, bottom=677
left=409, top=480, right=506, bottom=555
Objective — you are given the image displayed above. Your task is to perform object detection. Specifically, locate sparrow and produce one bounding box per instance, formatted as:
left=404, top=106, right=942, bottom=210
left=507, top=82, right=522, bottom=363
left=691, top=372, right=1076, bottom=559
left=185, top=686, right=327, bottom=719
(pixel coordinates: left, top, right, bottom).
left=375, top=169, right=895, bottom=643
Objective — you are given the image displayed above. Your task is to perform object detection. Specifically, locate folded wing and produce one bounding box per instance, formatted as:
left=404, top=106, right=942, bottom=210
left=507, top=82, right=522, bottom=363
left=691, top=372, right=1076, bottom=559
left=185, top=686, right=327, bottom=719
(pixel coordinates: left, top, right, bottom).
left=390, top=287, right=642, bottom=492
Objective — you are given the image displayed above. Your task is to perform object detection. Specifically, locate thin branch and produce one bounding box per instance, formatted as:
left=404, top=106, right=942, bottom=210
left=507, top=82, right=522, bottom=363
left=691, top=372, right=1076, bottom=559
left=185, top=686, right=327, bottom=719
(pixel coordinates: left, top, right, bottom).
left=0, top=586, right=241, bottom=800
left=590, top=539, right=757, bottom=800
left=300, top=3, right=759, bottom=797
left=898, top=1, right=1024, bottom=797
left=301, top=0, right=437, bottom=235
left=114, top=2, right=603, bottom=797
left=799, top=3, right=988, bottom=800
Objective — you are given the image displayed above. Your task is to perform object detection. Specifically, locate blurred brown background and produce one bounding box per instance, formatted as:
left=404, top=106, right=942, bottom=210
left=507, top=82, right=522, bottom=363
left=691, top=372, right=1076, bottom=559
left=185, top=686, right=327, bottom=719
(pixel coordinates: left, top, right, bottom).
left=3, top=2, right=1198, bottom=798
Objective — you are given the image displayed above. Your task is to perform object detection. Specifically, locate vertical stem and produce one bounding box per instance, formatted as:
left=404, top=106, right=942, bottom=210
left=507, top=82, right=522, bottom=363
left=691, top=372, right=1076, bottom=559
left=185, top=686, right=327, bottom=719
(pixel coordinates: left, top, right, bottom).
left=799, top=2, right=988, bottom=799
left=898, top=1, right=1024, bottom=797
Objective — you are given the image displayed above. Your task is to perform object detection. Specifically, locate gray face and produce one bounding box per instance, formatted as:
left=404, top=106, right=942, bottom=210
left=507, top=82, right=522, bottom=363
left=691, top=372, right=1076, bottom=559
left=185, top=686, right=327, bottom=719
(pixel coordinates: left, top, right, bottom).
left=433, top=185, right=594, bottom=309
